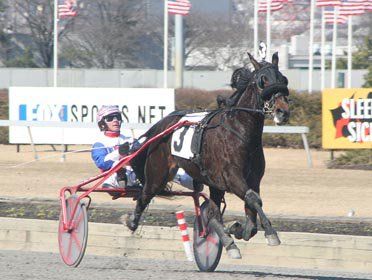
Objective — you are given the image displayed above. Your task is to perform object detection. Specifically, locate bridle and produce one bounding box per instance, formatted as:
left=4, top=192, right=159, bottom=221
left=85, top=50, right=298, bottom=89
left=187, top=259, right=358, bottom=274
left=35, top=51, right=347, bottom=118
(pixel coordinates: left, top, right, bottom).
left=263, top=92, right=289, bottom=117
left=226, top=64, right=289, bottom=119
left=251, top=62, right=289, bottom=118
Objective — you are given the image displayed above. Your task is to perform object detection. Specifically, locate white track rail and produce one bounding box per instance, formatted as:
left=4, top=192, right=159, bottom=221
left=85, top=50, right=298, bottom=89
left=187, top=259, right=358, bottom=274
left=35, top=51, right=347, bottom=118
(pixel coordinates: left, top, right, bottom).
left=0, top=120, right=312, bottom=167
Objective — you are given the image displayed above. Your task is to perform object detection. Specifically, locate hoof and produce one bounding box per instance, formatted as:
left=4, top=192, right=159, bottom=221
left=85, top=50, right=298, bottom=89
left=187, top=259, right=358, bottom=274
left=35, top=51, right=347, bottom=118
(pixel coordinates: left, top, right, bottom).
left=265, top=232, right=281, bottom=246
left=226, top=244, right=242, bottom=259
left=225, top=221, right=244, bottom=240
left=120, top=214, right=138, bottom=232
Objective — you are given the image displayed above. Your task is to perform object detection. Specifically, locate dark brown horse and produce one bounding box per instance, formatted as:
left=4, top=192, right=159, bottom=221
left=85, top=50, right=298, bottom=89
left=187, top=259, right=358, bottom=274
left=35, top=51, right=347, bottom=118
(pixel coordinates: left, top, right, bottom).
left=127, top=52, right=290, bottom=258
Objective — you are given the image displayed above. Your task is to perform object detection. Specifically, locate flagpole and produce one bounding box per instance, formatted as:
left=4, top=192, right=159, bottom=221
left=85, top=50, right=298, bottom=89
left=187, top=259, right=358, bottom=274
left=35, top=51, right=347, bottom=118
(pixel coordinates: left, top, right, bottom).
left=163, top=1, right=168, bottom=88
left=53, top=0, right=58, bottom=87
left=308, top=0, right=315, bottom=93
left=347, top=15, right=352, bottom=88
left=321, top=7, right=325, bottom=91
left=175, top=14, right=183, bottom=88
left=331, top=6, right=338, bottom=88
left=266, top=0, right=271, bottom=58
left=254, top=0, right=258, bottom=57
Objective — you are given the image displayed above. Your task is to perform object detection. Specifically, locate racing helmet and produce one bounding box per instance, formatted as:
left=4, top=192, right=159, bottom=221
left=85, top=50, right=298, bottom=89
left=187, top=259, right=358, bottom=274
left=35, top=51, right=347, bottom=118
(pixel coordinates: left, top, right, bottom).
left=96, top=105, right=121, bottom=131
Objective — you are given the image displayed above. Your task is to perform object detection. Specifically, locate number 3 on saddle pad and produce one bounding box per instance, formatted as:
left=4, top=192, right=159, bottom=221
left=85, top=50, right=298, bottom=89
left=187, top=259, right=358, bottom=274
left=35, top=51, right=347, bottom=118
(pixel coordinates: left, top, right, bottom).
left=171, top=112, right=208, bottom=159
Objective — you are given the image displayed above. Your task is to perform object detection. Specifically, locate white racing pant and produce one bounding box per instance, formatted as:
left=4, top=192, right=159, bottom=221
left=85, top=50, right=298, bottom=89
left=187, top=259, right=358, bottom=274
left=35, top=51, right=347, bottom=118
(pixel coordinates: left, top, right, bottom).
left=173, top=168, right=194, bottom=190
left=102, top=162, right=137, bottom=188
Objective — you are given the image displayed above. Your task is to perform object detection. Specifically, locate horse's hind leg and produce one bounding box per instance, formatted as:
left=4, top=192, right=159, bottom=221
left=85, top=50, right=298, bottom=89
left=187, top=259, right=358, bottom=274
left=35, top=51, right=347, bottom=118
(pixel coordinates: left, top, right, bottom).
left=125, top=176, right=170, bottom=232
left=209, top=187, right=225, bottom=209
left=244, top=189, right=281, bottom=246
left=206, top=197, right=242, bottom=259
left=125, top=190, right=150, bottom=232
left=125, top=145, right=172, bottom=232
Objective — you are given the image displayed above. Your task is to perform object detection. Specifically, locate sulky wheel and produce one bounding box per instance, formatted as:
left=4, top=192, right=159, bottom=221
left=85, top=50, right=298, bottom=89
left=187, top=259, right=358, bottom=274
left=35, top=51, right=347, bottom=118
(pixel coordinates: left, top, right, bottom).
left=58, top=194, right=88, bottom=267
left=193, top=200, right=223, bottom=272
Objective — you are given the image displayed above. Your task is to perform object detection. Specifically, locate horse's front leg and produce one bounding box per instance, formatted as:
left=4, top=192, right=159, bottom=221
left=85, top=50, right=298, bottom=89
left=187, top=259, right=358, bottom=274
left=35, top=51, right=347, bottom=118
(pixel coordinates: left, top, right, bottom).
left=244, top=189, right=281, bottom=246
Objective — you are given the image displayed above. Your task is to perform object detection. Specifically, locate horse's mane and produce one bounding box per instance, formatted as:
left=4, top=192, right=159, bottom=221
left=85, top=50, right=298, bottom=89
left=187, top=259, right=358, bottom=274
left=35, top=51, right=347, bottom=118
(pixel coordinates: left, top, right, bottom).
left=230, top=67, right=253, bottom=92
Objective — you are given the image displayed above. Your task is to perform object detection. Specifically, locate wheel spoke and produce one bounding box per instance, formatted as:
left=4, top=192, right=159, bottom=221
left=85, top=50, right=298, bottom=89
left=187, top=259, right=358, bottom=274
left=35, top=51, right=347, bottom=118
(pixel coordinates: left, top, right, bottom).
left=66, top=232, right=73, bottom=263
left=195, top=237, right=206, bottom=247
left=71, top=231, right=82, bottom=250
left=206, top=234, right=219, bottom=245
left=74, top=208, right=84, bottom=227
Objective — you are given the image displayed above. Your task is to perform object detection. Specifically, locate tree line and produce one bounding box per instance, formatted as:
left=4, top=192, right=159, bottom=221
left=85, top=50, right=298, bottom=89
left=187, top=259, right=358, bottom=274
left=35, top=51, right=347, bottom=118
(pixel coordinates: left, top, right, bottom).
left=0, top=0, right=257, bottom=70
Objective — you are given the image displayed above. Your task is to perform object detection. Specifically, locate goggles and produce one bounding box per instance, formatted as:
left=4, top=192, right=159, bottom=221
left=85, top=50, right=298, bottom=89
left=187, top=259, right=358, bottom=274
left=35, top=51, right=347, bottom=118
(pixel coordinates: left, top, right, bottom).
left=104, top=114, right=122, bottom=122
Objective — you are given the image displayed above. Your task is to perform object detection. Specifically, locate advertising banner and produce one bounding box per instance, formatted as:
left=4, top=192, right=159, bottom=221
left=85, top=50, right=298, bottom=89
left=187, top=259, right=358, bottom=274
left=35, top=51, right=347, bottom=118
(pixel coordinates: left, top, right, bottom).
left=9, top=87, right=175, bottom=144
left=322, top=88, right=372, bottom=149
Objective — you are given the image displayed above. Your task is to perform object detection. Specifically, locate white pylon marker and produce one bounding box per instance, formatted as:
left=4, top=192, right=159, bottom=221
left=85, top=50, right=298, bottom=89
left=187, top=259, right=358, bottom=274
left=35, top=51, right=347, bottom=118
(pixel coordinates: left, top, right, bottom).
left=175, top=210, right=194, bottom=261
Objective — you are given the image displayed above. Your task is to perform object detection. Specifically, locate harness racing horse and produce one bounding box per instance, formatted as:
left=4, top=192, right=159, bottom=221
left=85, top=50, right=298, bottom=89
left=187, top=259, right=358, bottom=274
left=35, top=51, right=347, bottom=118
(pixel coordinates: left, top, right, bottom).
left=127, top=52, right=290, bottom=259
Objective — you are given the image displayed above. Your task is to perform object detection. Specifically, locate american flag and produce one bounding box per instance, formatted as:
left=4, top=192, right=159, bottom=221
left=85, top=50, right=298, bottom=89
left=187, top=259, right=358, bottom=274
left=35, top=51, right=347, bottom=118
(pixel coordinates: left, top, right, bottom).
left=58, top=0, right=77, bottom=18
left=258, top=0, right=284, bottom=13
left=316, top=0, right=342, bottom=7
left=339, top=0, right=366, bottom=16
left=167, top=0, right=191, bottom=16
left=324, top=10, right=348, bottom=23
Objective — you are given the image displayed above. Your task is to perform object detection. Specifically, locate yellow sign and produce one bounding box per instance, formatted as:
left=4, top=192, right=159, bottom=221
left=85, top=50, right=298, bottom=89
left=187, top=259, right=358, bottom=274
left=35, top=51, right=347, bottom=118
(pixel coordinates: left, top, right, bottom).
left=322, top=88, right=372, bottom=149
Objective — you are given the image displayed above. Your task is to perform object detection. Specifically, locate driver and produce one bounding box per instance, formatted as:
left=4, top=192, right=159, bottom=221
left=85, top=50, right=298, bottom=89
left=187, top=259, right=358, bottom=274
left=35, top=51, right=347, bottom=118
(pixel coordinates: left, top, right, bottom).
left=91, top=105, right=201, bottom=191
left=91, top=105, right=139, bottom=189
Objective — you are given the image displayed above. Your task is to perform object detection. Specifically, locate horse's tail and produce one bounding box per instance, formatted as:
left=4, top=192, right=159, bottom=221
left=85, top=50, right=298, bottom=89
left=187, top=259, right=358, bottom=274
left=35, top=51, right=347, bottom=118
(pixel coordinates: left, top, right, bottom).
left=130, top=125, right=158, bottom=184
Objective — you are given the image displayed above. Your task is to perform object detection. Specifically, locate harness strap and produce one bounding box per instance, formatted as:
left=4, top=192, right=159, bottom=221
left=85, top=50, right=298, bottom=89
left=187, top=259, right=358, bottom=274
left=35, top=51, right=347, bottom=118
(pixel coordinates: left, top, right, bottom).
left=220, top=122, right=246, bottom=142
left=190, top=106, right=264, bottom=186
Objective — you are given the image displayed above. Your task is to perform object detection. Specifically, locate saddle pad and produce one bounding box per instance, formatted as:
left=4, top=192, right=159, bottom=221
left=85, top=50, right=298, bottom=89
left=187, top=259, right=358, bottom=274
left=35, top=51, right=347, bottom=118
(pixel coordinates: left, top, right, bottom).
left=171, top=112, right=208, bottom=159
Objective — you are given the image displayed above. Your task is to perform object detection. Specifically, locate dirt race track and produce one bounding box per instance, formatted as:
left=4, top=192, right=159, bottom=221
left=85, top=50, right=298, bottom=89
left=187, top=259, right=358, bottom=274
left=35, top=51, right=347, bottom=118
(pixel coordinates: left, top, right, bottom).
left=0, top=144, right=371, bottom=218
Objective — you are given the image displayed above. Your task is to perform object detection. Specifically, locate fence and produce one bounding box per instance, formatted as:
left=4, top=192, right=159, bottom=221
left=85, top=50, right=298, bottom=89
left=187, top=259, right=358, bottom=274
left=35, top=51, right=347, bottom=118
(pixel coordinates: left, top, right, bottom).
left=0, top=120, right=312, bottom=167
left=0, top=68, right=367, bottom=91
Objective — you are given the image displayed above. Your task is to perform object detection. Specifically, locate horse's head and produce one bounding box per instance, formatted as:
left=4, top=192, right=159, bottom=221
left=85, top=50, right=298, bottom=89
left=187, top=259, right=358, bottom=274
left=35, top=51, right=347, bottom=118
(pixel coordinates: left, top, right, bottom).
left=247, top=52, right=290, bottom=125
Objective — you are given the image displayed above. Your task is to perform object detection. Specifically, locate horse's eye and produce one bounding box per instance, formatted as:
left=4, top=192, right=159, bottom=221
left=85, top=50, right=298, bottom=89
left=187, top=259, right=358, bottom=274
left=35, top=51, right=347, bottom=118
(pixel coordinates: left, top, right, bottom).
left=258, top=76, right=265, bottom=89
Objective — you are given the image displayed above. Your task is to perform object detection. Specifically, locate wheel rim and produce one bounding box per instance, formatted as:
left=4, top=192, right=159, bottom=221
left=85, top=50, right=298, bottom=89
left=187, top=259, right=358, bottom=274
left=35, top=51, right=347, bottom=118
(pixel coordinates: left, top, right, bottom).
left=58, top=195, right=88, bottom=267
left=193, top=201, right=223, bottom=272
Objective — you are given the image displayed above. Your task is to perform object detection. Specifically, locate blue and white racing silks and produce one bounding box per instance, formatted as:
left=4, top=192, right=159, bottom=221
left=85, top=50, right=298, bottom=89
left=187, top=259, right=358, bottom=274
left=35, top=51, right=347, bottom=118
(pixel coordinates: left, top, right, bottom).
left=91, top=131, right=197, bottom=190
left=91, top=132, right=136, bottom=188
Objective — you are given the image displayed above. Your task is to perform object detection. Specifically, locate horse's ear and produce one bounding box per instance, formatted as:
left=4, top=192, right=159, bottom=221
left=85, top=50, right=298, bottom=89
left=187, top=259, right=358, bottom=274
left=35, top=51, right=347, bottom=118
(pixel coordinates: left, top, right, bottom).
left=272, top=52, right=279, bottom=66
left=247, top=52, right=260, bottom=71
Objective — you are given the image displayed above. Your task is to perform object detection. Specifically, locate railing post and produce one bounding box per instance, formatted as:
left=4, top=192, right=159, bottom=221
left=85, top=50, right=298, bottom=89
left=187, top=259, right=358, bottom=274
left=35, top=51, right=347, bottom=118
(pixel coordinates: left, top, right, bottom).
left=301, top=133, right=313, bottom=168
left=27, top=126, right=38, bottom=160
left=61, top=128, right=66, bottom=162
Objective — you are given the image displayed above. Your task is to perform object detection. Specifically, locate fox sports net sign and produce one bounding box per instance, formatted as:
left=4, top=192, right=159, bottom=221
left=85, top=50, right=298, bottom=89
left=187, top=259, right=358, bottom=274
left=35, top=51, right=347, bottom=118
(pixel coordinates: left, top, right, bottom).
left=9, top=87, right=175, bottom=144
left=322, top=88, right=372, bottom=149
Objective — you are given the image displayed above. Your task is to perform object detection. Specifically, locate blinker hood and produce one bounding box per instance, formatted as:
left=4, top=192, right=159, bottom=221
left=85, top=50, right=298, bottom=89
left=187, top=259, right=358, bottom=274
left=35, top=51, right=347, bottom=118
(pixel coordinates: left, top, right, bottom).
left=261, top=84, right=289, bottom=101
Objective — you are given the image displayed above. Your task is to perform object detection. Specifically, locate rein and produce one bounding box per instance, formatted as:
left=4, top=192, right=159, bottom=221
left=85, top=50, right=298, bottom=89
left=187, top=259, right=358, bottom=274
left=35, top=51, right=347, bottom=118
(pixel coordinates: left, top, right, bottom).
left=200, top=105, right=264, bottom=144
left=227, top=107, right=265, bottom=116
